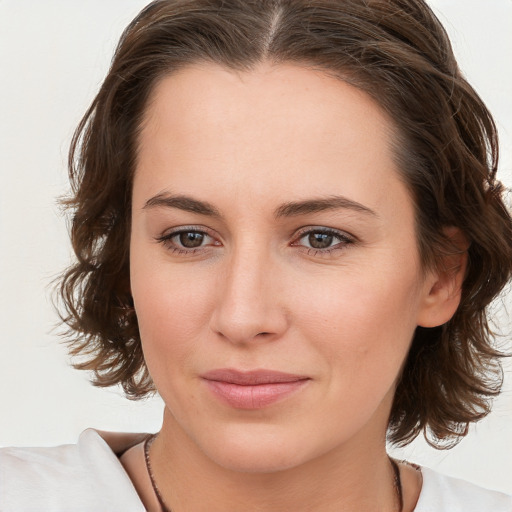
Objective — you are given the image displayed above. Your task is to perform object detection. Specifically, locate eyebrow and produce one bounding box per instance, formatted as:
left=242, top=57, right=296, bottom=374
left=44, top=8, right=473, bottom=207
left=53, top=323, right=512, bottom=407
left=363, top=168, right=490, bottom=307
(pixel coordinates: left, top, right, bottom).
left=143, top=193, right=221, bottom=217
left=143, top=192, right=377, bottom=219
left=274, top=196, right=378, bottom=219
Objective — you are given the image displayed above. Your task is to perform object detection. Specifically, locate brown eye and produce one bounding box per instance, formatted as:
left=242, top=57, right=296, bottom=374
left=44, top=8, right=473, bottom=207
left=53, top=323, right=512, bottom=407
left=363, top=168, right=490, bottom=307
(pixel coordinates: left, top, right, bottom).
left=156, top=227, right=219, bottom=254
left=294, top=228, right=354, bottom=254
left=308, top=232, right=334, bottom=249
left=179, top=231, right=205, bottom=248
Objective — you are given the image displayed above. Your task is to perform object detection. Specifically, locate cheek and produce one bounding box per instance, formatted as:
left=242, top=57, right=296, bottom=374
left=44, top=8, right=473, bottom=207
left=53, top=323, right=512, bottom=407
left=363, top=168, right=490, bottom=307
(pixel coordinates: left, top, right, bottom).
left=130, top=253, right=218, bottom=372
left=294, top=263, right=422, bottom=374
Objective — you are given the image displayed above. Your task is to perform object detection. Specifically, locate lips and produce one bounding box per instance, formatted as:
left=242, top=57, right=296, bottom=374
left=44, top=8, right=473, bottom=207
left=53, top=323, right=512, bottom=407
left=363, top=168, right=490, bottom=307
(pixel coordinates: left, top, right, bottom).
left=201, top=369, right=310, bottom=409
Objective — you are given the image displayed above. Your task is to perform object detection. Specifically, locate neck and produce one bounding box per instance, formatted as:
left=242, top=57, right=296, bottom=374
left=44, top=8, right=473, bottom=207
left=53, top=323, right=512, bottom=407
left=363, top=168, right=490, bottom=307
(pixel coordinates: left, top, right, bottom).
left=150, top=408, right=400, bottom=512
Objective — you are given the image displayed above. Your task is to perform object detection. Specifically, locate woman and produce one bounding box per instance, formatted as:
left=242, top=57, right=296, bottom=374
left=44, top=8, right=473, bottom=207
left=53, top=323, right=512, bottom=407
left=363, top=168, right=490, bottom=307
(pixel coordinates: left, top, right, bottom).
left=1, top=0, right=511, bottom=510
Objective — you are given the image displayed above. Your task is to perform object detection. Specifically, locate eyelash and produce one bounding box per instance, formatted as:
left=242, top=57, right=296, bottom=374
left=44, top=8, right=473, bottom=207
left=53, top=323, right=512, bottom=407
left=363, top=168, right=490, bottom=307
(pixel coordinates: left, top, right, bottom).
left=155, top=226, right=356, bottom=256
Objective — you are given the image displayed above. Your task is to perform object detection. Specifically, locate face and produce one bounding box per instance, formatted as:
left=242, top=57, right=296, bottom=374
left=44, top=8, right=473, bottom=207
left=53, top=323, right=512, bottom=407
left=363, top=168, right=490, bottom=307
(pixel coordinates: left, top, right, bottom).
left=130, top=62, right=439, bottom=473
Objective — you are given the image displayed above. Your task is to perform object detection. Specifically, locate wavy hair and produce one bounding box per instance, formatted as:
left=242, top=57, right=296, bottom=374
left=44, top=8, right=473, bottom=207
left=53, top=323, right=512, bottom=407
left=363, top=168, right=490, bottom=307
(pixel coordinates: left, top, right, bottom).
left=59, top=0, right=512, bottom=447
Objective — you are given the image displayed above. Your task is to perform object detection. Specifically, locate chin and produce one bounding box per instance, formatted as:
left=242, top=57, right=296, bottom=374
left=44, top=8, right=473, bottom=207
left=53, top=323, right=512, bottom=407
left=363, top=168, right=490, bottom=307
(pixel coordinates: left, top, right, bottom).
left=207, top=445, right=307, bottom=474
left=194, top=424, right=330, bottom=474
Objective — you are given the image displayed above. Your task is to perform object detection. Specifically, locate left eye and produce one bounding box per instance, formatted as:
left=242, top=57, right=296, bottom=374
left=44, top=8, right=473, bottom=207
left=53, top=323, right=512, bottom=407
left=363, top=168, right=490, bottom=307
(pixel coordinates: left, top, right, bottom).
left=296, top=229, right=353, bottom=251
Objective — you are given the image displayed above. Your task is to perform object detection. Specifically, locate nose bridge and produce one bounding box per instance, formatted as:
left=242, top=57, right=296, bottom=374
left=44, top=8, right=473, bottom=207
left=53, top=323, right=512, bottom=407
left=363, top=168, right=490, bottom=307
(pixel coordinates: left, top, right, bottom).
left=210, top=237, right=286, bottom=343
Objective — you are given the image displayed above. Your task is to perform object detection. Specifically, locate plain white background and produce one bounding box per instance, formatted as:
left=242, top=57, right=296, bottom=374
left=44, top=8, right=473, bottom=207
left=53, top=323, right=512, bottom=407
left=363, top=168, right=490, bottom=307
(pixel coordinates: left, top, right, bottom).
left=1, top=0, right=511, bottom=495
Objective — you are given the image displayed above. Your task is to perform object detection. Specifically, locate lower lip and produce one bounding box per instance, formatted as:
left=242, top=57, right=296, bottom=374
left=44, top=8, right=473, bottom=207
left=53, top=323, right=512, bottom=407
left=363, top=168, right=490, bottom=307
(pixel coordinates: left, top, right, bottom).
left=203, top=379, right=309, bottom=409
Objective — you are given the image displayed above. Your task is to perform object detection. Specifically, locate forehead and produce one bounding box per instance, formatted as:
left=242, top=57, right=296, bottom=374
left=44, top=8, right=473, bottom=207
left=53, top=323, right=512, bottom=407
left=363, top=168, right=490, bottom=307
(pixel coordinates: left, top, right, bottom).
left=139, top=61, right=394, bottom=157
left=134, top=62, right=408, bottom=221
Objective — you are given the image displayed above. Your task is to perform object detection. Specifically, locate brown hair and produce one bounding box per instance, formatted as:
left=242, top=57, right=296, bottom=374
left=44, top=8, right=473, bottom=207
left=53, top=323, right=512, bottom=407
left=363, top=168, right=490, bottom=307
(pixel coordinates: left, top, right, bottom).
left=59, top=0, right=512, bottom=448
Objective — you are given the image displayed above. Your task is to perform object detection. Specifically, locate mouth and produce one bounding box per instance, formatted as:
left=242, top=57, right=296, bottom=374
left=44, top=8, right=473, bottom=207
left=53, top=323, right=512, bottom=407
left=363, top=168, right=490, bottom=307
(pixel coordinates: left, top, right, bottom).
left=200, top=369, right=310, bottom=409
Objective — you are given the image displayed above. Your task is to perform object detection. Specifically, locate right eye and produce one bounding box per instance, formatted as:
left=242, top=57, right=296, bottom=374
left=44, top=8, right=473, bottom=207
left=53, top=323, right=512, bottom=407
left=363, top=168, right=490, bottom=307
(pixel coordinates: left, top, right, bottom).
left=174, top=231, right=209, bottom=248
left=155, top=227, right=220, bottom=254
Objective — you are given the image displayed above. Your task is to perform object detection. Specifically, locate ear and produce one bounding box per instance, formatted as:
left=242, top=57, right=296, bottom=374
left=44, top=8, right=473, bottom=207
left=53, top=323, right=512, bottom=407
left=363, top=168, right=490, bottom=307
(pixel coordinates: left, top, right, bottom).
left=417, top=227, right=469, bottom=328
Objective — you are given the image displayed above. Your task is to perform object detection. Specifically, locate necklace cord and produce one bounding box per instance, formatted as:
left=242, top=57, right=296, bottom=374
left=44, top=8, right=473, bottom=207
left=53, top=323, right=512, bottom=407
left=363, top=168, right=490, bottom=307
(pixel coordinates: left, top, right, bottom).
left=144, top=434, right=173, bottom=512
left=144, top=434, right=404, bottom=512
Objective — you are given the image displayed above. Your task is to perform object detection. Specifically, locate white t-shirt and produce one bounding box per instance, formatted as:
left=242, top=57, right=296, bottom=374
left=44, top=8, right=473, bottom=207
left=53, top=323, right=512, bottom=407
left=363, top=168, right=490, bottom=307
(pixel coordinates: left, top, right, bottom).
left=1, top=429, right=511, bottom=511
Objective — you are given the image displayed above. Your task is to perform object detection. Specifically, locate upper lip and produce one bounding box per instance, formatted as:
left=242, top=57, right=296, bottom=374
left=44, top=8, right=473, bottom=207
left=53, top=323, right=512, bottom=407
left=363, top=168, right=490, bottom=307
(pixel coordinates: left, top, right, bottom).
left=201, top=369, right=310, bottom=385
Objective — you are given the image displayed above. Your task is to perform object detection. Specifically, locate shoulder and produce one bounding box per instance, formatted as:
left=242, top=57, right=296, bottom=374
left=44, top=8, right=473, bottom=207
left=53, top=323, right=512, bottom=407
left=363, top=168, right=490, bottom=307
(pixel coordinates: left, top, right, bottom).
left=0, top=429, right=147, bottom=512
left=414, top=465, right=512, bottom=512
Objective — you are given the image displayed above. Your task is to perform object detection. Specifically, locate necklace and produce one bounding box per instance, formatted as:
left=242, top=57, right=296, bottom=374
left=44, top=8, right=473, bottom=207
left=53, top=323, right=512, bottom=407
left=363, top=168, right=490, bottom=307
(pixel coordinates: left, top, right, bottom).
left=144, top=434, right=403, bottom=512
left=145, top=434, right=172, bottom=512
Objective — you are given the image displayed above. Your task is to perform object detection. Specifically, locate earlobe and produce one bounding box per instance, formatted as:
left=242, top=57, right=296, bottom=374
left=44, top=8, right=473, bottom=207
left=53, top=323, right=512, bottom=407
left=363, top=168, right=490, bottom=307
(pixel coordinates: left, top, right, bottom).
left=417, top=227, right=469, bottom=328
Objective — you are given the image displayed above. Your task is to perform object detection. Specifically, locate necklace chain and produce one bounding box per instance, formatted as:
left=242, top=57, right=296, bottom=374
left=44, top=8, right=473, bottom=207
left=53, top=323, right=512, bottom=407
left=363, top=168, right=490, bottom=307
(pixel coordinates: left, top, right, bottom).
left=144, top=434, right=403, bottom=512
left=145, top=435, right=172, bottom=512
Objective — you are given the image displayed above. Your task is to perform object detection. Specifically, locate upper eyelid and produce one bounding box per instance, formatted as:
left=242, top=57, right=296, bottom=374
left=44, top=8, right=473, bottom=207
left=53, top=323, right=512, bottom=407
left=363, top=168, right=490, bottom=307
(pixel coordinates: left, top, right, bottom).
left=293, top=226, right=356, bottom=241
left=159, top=225, right=216, bottom=238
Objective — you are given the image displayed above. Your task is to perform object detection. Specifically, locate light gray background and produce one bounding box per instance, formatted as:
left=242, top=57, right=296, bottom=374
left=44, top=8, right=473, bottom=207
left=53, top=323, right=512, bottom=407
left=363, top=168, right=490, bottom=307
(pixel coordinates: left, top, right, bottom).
left=1, top=0, right=511, bottom=494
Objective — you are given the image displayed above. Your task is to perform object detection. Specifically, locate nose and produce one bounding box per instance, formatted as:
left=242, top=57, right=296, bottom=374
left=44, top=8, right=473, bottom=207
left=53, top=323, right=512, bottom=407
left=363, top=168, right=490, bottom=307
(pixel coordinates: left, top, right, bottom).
left=209, top=244, right=288, bottom=345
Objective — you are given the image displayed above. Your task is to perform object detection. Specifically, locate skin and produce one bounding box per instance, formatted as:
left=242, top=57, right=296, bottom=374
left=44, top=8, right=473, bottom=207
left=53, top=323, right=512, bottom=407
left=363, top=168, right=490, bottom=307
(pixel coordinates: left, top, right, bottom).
left=126, top=62, right=465, bottom=511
